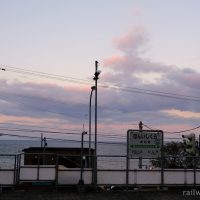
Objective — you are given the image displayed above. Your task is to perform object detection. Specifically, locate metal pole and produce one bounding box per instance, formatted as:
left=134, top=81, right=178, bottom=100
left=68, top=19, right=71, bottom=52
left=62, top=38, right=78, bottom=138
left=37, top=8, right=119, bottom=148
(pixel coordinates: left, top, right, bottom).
left=55, top=154, right=58, bottom=187
left=199, top=135, right=200, bottom=156
left=14, top=155, right=17, bottom=185
left=41, top=133, right=43, bottom=148
left=161, top=131, right=164, bottom=188
left=89, top=86, right=95, bottom=168
left=94, top=61, right=100, bottom=185
left=79, top=131, right=87, bottom=185
left=80, top=132, right=84, bottom=183
left=194, top=156, right=196, bottom=187
left=126, top=131, right=129, bottom=188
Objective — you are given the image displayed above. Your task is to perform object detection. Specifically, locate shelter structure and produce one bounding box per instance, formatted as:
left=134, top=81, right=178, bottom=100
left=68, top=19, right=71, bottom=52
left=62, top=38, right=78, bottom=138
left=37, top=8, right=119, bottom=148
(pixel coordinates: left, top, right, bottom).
left=23, top=147, right=94, bottom=168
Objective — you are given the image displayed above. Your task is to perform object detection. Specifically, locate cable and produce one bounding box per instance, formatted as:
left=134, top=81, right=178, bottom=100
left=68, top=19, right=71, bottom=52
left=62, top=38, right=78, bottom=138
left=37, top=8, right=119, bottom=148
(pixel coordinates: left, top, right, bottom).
left=2, top=65, right=200, bottom=141
left=0, top=64, right=92, bottom=85
left=143, top=123, right=200, bottom=135
left=0, top=126, right=127, bottom=140
left=2, top=64, right=200, bottom=103
left=165, top=126, right=200, bottom=134
left=0, top=125, right=184, bottom=143
left=100, top=84, right=200, bottom=103
left=165, top=137, right=182, bottom=140
left=0, top=122, right=81, bottom=132
left=0, top=132, right=127, bottom=145
left=103, top=82, right=200, bottom=100
left=0, top=120, right=197, bottom=140
left=0, top=122, right=130, bottom=140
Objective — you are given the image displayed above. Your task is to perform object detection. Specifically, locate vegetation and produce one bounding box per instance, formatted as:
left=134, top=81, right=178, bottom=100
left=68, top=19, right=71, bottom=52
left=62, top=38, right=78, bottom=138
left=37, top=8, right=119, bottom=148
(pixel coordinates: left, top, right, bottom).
left=150, top=141, right=199, bottom=168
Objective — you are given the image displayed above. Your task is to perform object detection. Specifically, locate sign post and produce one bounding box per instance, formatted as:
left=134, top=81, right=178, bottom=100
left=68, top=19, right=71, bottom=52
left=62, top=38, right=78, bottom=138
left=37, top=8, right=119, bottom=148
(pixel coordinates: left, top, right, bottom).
left=126, top=129, right=163, bottom=187
left=127, top=129, right=163, bottom=159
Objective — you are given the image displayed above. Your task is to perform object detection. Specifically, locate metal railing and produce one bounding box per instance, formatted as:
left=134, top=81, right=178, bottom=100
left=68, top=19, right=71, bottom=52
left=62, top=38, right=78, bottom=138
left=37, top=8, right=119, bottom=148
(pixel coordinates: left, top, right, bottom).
left=1, top=153, right=200, bottom=187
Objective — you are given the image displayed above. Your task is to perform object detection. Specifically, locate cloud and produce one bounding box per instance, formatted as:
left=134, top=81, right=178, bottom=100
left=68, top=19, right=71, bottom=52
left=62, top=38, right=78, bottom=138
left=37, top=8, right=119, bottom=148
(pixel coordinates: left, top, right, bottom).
left=101, top=26, right=200, bottom=131
left=167, top=68, right=200, bottom=89
left=162, top=109, right=200, bottom=119
left=113, top=26, right=147, bottom=54
left=103, top=27, right=173, bottom=85
left=0, top=79, right=89, bottom=123
left=103, top=55, right=126, bottom=67
left=1, top=26, right=200, bottom=136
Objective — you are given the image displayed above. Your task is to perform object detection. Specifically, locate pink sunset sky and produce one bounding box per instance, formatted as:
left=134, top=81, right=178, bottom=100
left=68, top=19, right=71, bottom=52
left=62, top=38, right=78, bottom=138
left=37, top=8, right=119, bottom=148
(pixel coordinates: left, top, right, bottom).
left=0, top=0, right=200, bottom=141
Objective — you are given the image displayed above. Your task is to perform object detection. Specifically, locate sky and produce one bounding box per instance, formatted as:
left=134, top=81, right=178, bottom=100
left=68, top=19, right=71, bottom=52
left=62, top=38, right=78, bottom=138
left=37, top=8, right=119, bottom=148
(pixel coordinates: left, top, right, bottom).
left=0, top=0, right=200, bottom=141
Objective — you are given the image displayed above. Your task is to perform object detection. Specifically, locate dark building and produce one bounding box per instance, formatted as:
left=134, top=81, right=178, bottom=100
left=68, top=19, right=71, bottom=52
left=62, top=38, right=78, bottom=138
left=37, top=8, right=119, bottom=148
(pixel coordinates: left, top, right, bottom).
left=23, top=147, right=94, bottom=168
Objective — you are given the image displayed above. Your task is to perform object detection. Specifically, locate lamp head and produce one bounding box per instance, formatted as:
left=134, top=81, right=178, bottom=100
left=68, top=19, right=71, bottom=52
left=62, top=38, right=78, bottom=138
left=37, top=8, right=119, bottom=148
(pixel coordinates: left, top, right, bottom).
left=94, top=70, right=101, bottom=79
left=91, top=86, right=96, bottom=90
left=82, top=131, right=87, bottom=135
left=96, top=70, right=101, bottom=76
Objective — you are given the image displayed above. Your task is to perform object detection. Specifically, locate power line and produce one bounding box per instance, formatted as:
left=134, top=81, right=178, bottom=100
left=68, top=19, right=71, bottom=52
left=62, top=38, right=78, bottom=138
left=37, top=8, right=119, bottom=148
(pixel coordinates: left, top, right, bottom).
left=0, top=122, right=126, bottom=137
left=0, top=124, right=186, bottom=141
left=104, top=83, right=200, bottom=100
left=0, top=64, right=92, bottom=85
left=2, top=64, right=200, bottom=103
left=0, top=122, right=81, bottom=132
left=101, top=84, right=200, bottom=103
left=0, top=132, right=127, bottom=145
left=143, top=123, right=200, bottom=135
left=0, top=126, right=127, bottom=140
left=165, top=126, right=200, bottom=134
left=0, top=119, right=198, bottom=140
left=2, top=64, right=200, bottom=139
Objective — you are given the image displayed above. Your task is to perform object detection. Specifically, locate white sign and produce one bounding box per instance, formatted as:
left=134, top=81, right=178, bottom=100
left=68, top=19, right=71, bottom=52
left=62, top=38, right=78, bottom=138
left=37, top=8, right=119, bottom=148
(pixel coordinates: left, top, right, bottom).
left=127, top=130, right=163, bottom=158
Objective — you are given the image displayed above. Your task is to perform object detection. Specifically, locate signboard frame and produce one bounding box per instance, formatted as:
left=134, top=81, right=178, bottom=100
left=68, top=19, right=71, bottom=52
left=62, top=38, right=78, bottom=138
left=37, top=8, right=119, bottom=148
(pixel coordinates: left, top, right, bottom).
left=127, top=129, right=163, bottom=159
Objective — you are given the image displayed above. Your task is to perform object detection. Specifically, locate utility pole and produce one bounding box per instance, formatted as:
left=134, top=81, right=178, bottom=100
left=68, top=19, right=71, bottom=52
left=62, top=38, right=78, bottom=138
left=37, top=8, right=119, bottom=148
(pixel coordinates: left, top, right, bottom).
left=89, top=86, right=95, bottom=168
left=41, top=133, right=43, bottom=148
left=78, top=131, right=87, bottom=185
left=139, top=121, right=143, bottom=169
left=93, top=61, right=101, bottom=185
left=41, top=133, right=47, bottom=165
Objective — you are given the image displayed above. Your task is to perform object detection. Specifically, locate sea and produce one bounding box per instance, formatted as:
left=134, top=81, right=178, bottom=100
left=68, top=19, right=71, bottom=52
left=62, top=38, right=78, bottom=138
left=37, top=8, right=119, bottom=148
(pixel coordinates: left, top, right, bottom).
left=0, top=139, right=148, bottom=169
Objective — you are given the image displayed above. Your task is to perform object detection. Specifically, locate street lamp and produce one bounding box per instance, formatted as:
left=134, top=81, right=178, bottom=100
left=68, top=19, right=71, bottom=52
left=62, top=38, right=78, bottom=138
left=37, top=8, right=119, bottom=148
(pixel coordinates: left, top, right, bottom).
left=89, top=86, right=96, bottom=168
left=79, top=131, right=87, bottom=185
left=93, top=61, right=101, bottom=185
left=41, top=134, right=47, bottom=165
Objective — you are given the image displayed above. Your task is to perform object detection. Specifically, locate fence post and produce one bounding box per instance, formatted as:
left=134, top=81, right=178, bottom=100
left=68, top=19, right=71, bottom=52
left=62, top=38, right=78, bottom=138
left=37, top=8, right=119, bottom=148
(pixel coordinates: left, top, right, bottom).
left=13, top=155, right=17, bottom=185
left=161, top=131, right=164, bottom=188
left=16, top=154, right=22, bottom=184
left=126, top=131, right=129, bottom=189
left=55, top=154, right=58, bottom=188
left=193, top=156, right=196, bottom=187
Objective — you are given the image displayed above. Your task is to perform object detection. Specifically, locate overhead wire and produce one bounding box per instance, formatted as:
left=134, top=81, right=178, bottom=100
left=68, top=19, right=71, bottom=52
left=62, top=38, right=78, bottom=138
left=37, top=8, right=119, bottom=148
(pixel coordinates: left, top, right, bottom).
left=143, top=123, right=200, bottom=135
left=100, top=83, right=200, bottom=103
left=0, top=122, right=127, bottom=138
left=0, top=118, right=198, bottom=141
left=0, top=126, right=127, bottom=140
left=1, top=64, right=200, bottom=103
left=0, top=122, right=81, bottom=132
left=0, top=121, right=188, bottom=142
left=0, top=64, right=92, bottom=85
left=0, top=132, right=127, bottom=145
left=1, top=64, right=200, bottom=142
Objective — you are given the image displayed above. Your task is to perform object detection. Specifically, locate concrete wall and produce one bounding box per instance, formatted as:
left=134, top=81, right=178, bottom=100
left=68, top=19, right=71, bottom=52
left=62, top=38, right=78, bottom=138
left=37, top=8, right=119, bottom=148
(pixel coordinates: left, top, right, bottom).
left=1, top=166, right=200, bottom=186
left=0, top=170, right=14, bottom=185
